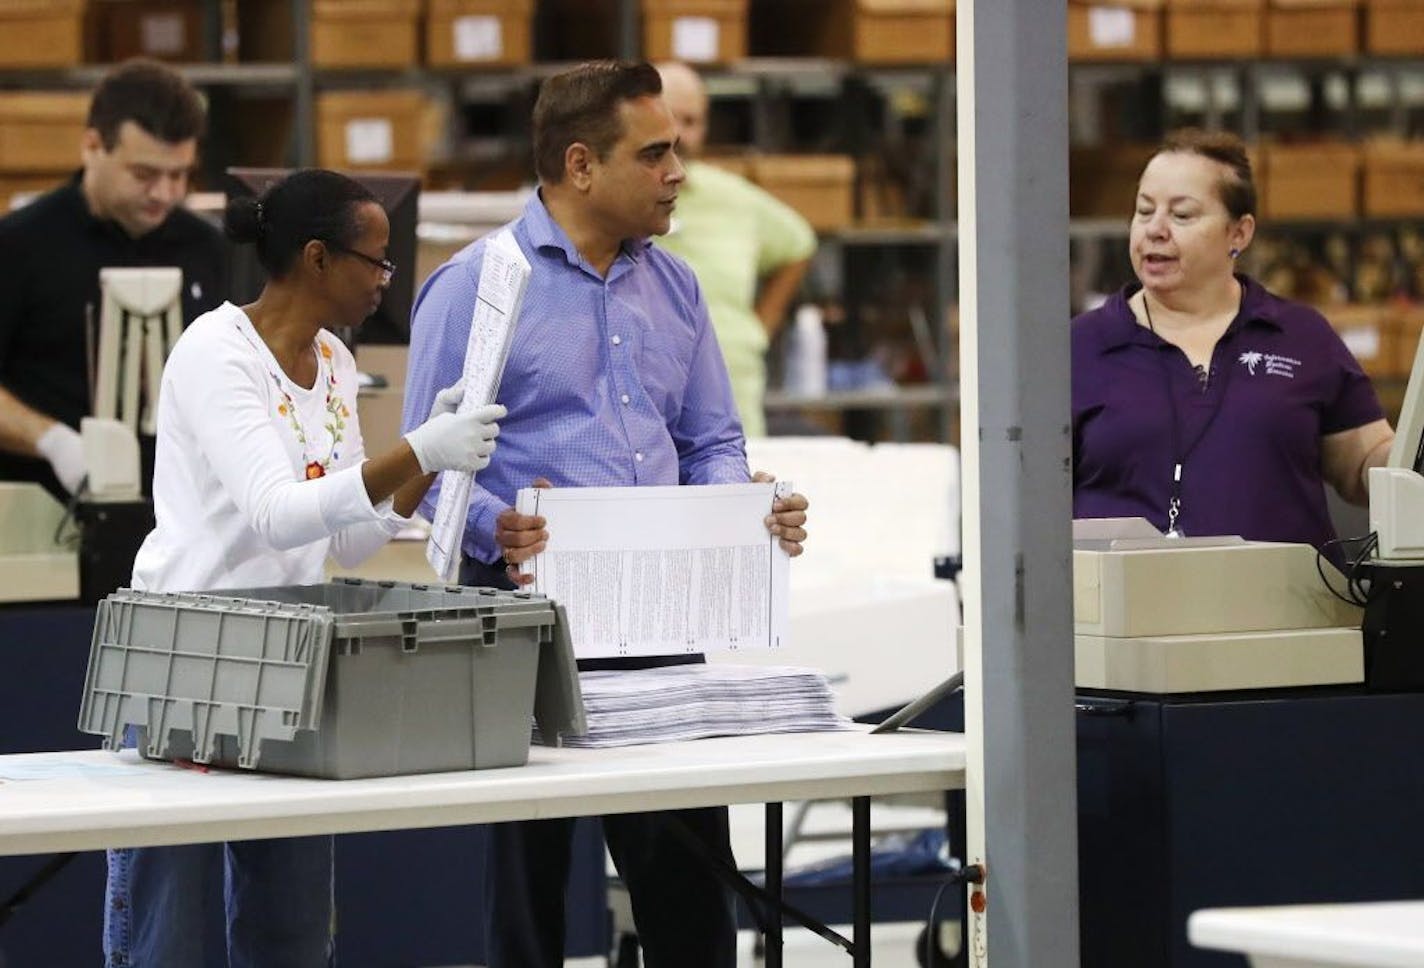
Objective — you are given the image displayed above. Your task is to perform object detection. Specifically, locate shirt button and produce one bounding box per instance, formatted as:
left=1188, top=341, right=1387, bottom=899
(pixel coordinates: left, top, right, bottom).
left=620, top=394, right=630, bottom=405
left=611, top=335, right=622, bottom=346
left=635, top=452, right=644, bottom=462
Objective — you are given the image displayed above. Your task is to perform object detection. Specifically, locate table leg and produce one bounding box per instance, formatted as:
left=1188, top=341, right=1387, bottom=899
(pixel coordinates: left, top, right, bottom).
left=765, top=801, right=783, bottom=968
left=853, top=795, right=871, bottom=968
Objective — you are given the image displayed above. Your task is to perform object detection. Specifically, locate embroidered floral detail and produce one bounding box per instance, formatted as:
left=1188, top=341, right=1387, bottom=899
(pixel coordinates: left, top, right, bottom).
left=270, top=378, right=309, bottom=447
left=322, top=370, right=346, bottom=467
left=237, top=320, right=345, bottom=478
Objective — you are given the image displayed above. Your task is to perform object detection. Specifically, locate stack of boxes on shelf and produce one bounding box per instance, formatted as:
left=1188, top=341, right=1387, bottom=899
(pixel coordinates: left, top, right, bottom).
left=707, top=154, right=857, bottom=232
left=0, top=0, right=205, bottom=67
left=0, top=90, right=88, bottom=204
left=1067, top=0, right=1423, bottom=61
left=1366, top=0, right=1424, bottom=55
left=0, top=1, right=961, bottom=223
left=642, top=0, right=749, bottom=62
left=1068, top=0, right=1163, bottom=61
left=1067, top=1, right=1424, bottom=399
left=715, top=0, right=956, bottom=230
left=1164, top=0, right=1263, bottom=60
left=0, top=0, right=208, bottom=202
left=751, top=0, right=955, bottom=64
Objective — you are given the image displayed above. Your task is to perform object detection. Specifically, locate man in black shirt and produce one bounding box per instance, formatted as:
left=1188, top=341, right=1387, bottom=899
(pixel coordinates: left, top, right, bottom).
left=0, top=59, right=226, bottom=502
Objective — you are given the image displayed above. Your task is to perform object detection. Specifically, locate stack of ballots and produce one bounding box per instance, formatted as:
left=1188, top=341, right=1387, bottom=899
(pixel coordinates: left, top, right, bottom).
left=542, top=664, right=851, bottom=749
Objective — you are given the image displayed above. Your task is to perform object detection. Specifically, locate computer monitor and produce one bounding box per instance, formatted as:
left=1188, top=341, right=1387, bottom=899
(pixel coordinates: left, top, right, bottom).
left=224, top=168, right=420, bottom=345
left=1389, top=331, right=1424, bottom=475
left=1370, top=320, right=1424, bottom=559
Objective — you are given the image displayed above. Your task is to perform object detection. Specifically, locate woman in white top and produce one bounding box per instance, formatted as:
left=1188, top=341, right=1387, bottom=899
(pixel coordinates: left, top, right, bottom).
left=105, top=169, right=503, bottom=968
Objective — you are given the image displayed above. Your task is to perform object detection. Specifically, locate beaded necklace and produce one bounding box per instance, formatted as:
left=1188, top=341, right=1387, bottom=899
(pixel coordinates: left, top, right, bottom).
left=234, top=318, right=347, bottom=479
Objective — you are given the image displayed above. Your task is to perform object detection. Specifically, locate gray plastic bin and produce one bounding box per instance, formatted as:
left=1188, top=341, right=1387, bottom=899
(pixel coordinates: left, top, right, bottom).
left=78, top=578, right=585, bottom=779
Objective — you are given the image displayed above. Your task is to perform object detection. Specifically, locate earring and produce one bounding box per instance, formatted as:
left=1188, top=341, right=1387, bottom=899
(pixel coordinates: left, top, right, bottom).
left=1229, top=248, right=1240, bottom=259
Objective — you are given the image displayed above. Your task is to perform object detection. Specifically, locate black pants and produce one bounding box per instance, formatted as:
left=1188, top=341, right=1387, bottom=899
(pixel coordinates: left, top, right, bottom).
left=484, top=811, right=738, bottom=968
left=461, top=557, right=739, bottom=968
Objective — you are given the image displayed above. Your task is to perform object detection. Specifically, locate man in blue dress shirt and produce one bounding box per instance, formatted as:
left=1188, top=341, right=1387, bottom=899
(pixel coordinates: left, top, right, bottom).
left=402, top=60, right=810, bottom=968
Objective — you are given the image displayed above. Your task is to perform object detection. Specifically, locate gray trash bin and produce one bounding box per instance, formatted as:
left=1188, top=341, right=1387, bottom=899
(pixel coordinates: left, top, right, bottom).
left=78, top=578, right=585, bottom=779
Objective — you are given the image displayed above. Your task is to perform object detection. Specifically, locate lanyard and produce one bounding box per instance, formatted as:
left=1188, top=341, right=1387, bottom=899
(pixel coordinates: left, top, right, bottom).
left=1143, top=297, right=1235, bottom=538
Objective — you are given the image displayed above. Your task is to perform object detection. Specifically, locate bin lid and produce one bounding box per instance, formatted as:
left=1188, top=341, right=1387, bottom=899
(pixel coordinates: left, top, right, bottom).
left=535, top=603, right=587, bottom=744
left=79, top=589, right=336, bottom=769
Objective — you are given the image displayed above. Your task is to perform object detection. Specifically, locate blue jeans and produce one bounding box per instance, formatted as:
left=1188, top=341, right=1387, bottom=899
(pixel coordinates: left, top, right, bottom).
left=104, top=837, right=335, bottom=968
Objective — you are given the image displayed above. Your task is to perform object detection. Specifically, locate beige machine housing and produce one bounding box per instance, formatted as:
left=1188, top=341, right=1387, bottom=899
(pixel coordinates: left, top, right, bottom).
left=0, top=483, right=78, bottom=602
left=1073, top=528, right=1363, bottom=693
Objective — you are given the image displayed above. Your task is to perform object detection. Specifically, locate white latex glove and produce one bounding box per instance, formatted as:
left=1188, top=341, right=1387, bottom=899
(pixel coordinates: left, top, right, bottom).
left=428, top=384, right=464, bottom=420
left=35, top=422, right=85, bottom=495
left=404, top=403, right=505, bottom=474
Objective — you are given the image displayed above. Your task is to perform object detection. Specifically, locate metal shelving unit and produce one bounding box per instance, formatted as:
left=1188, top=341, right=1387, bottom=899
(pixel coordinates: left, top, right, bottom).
left=6, top=4, right=1416, bottom=444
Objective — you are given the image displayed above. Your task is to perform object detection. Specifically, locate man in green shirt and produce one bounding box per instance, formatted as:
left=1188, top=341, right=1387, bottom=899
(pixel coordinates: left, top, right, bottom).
left=655, top=61, right=817, bottom=437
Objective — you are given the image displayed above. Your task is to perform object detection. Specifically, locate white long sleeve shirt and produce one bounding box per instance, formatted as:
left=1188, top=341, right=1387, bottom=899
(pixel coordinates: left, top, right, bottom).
left=132, top=301, right=405, bottom=594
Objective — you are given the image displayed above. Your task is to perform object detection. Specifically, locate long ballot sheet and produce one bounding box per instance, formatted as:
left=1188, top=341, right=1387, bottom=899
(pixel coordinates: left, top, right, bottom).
left=426, top=229, right=530, bottom=581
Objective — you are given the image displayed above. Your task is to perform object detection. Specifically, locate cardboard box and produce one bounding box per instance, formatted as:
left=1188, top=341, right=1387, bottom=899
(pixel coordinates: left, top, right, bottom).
left=1266, top=0, right=1358, bottom=56
left=752, top=154, right=855, bottom=232
left=427, top=0, right=534, bottom=67
left=93, top=0, right=205, bottom=62
left=1395, top=306, right=1424, bottom=379
left=751, top=0, right=954, bottom=64
left=0, top=92, right=91, bottom=173
left=1069, top=3, right=1163, bottom=61
left=643, top=0, right=747, bottom=63
left=0, top=173, right=67, bottom=210
left=1325, top=303, right=1400, bottom=378
left=0, top=0, right=87, bottom=68
left=1069, top=143, right=1156, bottom=218
left=844, top=0, right=955, bottom=63
left=703, top=153, right=756, bottom=181
left=1259, top=142, right=1360, bottom=220
left=1166, top=0, right=1264, bottom=57
left=312, top=0, right=420, bottom=68
left=1363, top=141, right=1424, bottom=218
left=316, top=90, right=428, bottom=172
left=1365, top=0, right=1424, bottom=55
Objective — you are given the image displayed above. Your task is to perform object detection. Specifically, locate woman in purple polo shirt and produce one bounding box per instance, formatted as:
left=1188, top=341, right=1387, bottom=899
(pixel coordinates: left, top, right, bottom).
left=1072, top=129, right=1394, bottom=555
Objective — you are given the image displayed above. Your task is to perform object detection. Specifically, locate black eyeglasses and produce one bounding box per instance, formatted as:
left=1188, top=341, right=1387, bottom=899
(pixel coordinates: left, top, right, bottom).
left=327, top=243, right=396, bottom=284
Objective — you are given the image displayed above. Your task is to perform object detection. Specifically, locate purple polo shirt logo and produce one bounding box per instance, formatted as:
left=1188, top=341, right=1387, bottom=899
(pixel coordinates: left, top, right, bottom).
left=1238, top=350, right=1300, bottom=379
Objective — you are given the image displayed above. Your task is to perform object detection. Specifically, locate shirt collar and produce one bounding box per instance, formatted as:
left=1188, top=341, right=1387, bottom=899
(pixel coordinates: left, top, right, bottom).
left=1098, top=273, right=1284, bottom=353
left=522, top=190, right=653, bottom=275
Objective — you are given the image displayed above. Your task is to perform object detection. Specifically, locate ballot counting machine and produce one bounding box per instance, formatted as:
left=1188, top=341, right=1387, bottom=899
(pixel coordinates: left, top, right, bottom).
left=1363, top=323, right=1424, bottom=689
left=0, top=267, right=180, bottom=604
left=1070, top=491, right=1424, bottom=965
left=1072, top=518, right=1366, bottom=694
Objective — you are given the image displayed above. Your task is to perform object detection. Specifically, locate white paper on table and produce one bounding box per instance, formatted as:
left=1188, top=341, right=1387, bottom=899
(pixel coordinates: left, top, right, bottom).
left=515, top=482, right=792, bottom=658
left=426, top=229, right=530, bottom=581
left=0, top=758, right=150, bottom=781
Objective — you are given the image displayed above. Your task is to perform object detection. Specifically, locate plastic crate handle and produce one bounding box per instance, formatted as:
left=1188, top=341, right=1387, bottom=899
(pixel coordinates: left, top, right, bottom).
left=401, top=616, right=501, bottom=651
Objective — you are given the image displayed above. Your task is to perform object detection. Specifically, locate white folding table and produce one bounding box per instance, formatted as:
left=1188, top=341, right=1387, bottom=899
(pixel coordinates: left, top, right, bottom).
left=0, top=726, right=967, bottom=967
left=1189, top=901, right=1424, bottom=968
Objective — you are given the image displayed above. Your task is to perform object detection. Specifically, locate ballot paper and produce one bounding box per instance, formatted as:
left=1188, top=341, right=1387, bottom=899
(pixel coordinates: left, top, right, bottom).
left=537, top=664, right=851, bottom=748
left=516, top=482, right=792, bottom=658
left=426, top=229, right=530, bottom=581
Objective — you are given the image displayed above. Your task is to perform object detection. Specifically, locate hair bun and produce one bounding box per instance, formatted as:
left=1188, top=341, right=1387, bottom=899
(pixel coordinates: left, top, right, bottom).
left=224, top=195, right=263, bottom=244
